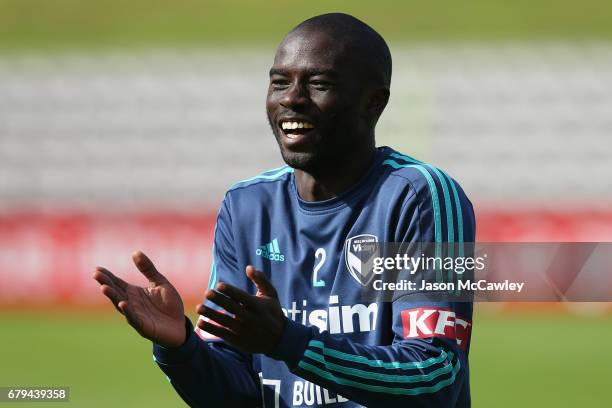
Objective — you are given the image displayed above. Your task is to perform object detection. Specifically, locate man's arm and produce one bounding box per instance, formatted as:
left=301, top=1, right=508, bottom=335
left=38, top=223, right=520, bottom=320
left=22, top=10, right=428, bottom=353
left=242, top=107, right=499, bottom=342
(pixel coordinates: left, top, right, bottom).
left=151, top=198, right=264, bottom=407
left=276, top=314, right=468, bottom=408
left=93, top=249, right=263, bottom=408
left=152, top=317, right=262, bottom=407
left=93, top=197, right=263, bottom=407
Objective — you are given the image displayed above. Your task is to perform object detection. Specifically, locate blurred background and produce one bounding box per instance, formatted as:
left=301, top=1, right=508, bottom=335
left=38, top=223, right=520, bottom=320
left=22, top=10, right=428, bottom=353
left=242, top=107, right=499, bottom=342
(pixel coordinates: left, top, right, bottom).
left=1, top=1, right=611, bottom=406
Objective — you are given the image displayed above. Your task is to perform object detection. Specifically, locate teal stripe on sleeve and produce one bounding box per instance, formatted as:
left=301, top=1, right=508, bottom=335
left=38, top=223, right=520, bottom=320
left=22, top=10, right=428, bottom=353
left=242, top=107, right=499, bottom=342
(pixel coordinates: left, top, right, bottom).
left=389, top=152, right=458, bottom=284
left=440, top=170, right=465, bottom=254
left=303, top=349, right=456, bottom=383
left=297, top=358, right=460, bottom=396
left=382, top=158, right=443, bottom=282
left=307, top=340, right=449, bottom=370
left=389, top=153, right=455, bottom=244
left=439, top=170, right=467, bottom=294
left=425, top=164, right=454, bottom=283
left=382, top=159, right=442, bottom=244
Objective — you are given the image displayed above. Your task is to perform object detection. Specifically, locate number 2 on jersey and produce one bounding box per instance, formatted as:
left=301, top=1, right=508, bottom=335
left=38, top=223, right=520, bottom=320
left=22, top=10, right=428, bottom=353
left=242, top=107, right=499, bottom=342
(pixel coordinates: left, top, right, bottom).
left=312, top=248, right=326, bottom=287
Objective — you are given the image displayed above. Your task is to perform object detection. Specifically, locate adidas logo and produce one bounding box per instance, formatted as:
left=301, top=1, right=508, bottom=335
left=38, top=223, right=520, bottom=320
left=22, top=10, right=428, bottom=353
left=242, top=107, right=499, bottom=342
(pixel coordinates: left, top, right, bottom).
left=255, top=238, right=285, bottom=262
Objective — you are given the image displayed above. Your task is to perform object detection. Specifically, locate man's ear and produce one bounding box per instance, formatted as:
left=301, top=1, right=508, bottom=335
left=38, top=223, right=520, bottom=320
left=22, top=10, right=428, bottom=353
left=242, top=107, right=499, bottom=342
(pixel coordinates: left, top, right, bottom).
left=366, top=87, right=390, bottom=120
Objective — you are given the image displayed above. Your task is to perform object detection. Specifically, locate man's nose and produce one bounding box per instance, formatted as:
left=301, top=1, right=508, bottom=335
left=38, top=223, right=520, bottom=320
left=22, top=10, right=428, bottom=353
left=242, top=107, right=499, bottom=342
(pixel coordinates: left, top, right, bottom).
left=280, top=81, right=310, bottom=109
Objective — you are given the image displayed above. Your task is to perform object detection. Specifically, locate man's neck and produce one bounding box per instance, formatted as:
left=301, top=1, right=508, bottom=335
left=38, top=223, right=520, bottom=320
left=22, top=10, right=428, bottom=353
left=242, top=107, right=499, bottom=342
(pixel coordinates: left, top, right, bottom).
left=294, top=146, right=377, bottom=202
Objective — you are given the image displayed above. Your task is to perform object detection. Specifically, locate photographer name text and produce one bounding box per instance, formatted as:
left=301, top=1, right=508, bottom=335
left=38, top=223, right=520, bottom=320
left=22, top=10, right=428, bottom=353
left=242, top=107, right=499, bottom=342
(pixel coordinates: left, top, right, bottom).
left=373, top=279, right=525, bottom=293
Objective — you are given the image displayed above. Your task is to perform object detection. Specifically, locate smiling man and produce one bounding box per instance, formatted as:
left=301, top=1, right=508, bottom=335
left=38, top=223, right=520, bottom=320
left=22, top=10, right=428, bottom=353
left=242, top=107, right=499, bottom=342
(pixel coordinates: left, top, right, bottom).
left=93, top=13, right=475, bottom=408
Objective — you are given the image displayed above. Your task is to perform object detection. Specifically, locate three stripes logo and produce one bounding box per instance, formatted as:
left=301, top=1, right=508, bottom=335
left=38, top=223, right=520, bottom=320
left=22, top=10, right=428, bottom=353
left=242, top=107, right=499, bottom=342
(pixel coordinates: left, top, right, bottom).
left=256, top=238, right=285, bottom=262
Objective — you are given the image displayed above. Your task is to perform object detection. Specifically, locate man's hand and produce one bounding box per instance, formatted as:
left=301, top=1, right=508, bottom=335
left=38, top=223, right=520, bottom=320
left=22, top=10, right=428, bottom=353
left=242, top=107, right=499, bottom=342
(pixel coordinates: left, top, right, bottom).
left=196, top=266, right=287, bottom=354
left=93, top=251, right=186, bottom=348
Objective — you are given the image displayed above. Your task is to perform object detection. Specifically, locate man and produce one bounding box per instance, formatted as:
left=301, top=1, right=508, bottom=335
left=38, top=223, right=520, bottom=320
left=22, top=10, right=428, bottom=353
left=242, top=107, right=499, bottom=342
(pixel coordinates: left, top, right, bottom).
left=93, top=13, right=475, bottom=408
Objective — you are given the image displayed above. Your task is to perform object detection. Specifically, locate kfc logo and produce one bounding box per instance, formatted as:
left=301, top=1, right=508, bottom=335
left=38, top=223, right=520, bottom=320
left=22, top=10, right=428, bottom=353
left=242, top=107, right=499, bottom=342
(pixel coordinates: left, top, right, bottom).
left=400, top=308, right=472, bottom=350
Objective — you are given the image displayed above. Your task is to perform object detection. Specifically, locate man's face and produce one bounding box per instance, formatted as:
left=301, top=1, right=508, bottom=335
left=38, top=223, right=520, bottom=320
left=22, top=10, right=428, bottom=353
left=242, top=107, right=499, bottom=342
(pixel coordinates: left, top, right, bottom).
left=266, top=30, right=370, bottom=173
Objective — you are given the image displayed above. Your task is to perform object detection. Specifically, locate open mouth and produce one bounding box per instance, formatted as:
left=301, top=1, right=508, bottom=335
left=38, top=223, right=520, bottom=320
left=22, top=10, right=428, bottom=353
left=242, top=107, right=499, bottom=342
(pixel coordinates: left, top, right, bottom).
left=280, top=120, right=315, bottom=140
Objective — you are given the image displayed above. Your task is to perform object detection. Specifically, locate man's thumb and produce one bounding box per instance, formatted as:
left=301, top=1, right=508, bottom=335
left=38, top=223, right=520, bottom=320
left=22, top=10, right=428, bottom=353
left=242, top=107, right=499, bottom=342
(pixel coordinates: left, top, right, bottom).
left=246, top=265, right=277, bottom=298
left=132, top=251, right=168, bottom=285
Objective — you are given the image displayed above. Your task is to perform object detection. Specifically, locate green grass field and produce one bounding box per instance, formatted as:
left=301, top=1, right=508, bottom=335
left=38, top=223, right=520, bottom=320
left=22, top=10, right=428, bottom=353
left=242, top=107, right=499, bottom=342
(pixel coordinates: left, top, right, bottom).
left=0, top=308, right=610, bottom=407
left=1, top=0, right=612, bottom=52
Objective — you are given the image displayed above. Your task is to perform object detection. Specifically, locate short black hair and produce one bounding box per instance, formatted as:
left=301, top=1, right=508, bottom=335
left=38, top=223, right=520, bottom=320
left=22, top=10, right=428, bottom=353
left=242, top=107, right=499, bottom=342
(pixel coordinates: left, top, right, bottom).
left=289, top=13, right=392, bottom=89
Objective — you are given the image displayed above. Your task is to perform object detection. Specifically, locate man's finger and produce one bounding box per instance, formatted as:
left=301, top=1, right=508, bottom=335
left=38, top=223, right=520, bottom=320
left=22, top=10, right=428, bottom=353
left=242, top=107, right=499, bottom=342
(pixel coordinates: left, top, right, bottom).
left=197, top=320, right=240, bottom=345
left=93, top=269, right=114, bottom=287
left=205, top=289, right=244, bottom=316
left=132, top=251, right=168, bottom=285
left=94, top=267, right=128, bottom=292
left=199, top=306, right=240, bottom=333
left=117, top=300, right=129, bottom=314
left=99, top=267, right=129, bottom=291
left=100, top=284, right=125, bottom=310
left=246, top=266, right=277, bottom=298
left=216, top=282, right=255, bottom=308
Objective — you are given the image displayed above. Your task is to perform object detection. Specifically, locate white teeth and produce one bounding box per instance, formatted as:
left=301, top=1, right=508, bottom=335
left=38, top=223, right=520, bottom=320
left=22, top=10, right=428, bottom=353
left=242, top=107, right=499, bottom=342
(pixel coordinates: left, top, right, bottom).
left=281, top=121, right=314, bottom=130
left=286, top=133, right=298, bottom=139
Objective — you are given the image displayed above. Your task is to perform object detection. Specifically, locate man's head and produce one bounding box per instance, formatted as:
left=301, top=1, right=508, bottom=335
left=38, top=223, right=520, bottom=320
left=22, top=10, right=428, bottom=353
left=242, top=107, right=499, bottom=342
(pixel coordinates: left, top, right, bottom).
left=266, top=13, right=392, bottom=174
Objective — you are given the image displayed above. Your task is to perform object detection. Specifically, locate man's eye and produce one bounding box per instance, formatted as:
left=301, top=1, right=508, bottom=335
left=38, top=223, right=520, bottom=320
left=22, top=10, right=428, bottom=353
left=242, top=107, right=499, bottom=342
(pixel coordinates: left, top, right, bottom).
left=270, top=79, right=289, bottom=89
left=310, top=81, right=332, bottom=90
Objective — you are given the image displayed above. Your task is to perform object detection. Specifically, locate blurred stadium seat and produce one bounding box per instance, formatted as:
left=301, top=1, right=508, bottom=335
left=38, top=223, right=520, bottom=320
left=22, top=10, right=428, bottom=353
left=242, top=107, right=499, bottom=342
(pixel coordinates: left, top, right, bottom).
left=1, top=46, right=611, bottom=207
